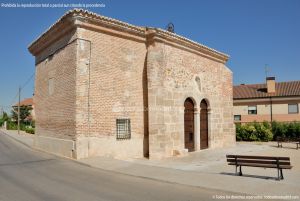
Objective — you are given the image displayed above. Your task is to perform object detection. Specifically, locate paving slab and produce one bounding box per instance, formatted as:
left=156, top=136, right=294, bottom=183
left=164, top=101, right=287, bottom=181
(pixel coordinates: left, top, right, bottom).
left=80, top=142, right=300, bottom=197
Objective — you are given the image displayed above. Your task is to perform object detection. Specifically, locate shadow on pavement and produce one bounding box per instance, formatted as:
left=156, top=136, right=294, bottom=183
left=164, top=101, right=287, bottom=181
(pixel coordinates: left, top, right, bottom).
left=220, top=172, right=278, bottom=181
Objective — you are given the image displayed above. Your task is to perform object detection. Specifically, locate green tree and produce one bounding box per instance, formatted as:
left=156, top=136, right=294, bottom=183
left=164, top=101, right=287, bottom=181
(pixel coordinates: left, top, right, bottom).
left=2, top=112, right=9, bottom=121
left=11, top=105, right=32, bottom=124
left=0, top=112, right=9, bottom=126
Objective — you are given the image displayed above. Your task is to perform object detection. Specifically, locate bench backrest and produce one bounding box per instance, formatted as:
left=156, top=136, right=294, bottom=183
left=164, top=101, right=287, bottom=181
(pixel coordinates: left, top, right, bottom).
left=277, top=136, right=284, bottom=142
left=226, top=155, right=291, bottom=166
left=277, top=136, right=300, bottom=142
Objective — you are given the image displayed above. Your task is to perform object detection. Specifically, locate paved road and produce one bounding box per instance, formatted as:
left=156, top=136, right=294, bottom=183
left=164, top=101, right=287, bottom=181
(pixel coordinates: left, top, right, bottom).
left=0, top=131, right=237, bottom=201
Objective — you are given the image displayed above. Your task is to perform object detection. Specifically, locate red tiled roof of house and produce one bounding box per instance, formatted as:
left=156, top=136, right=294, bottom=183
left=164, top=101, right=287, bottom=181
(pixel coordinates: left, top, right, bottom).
left=13, top=98, right=33, bottom=106
left=233, top=81, right=300, bottom=99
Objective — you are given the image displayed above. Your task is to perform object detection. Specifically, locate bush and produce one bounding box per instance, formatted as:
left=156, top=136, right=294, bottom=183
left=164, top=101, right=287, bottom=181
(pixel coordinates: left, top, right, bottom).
left=236, top=121, right=273, bottom=141
left=271, top=121, right=300, bottom=140
left=7, top=121, right=18, bottom=130
left=0, top=112, right=9, bottom=126
left=235, top=124, right=243, bottom=141
left=237, top=121, right=300, bottom=141
left=0, top=119, right=4, bottom=127
left=6, top=121, right=30, bottom=132
left=25, top=127, right=35, bottom=134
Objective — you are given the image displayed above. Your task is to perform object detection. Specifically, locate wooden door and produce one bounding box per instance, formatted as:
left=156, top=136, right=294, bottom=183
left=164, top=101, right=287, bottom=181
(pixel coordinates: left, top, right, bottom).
left=184, top=98, right=194, bottom=152
left=200, top=99, right=208, bottom=149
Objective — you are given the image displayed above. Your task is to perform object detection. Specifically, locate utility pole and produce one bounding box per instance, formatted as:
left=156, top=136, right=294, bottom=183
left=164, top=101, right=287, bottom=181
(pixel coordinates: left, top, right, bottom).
left=18, top=86, right=21, bottom=135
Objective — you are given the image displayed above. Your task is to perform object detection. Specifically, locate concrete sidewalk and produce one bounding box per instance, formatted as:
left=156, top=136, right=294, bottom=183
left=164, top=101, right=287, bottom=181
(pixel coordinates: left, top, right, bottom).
left=1, top=129, right=300, bottom=199
left=80, top=143, right=300, bottom=198
left=0, top=128, right=34, bottom=148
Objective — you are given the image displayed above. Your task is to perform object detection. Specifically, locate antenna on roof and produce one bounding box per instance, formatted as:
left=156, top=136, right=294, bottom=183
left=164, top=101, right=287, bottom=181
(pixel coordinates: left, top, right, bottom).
left=265, top=64, right=270, bottom=78
left=166, top=23, right=175, bottom=33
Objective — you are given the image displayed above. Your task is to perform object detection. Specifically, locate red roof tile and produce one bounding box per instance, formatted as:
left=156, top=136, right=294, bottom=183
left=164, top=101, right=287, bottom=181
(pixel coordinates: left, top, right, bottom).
left=14, top=98, right=33, bottom=106
left=233, top=81, right=300, bottom=99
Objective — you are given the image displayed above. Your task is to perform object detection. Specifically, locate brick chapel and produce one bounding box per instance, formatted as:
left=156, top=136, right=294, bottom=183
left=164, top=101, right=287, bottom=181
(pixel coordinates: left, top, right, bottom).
left=28, top=9, right=235, bottom=159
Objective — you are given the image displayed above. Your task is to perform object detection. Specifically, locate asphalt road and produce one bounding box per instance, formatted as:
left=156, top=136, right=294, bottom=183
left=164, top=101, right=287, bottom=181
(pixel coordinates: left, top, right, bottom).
left=0, top=131, right=237, bottom=201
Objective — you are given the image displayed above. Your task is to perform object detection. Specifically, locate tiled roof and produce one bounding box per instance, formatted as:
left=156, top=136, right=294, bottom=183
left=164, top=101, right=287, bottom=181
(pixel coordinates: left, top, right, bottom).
left=233, top=81, right=300, bottom=99
left=28, top=9, right=145, bottom=49
left=28, top=9, right=229, bottom=61
left=13, top=98, right=33, bottom=107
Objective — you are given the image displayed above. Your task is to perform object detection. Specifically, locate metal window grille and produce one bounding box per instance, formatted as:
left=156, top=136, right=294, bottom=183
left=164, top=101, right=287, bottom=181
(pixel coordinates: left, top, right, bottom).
left=116, top=119, right=131, bottom=140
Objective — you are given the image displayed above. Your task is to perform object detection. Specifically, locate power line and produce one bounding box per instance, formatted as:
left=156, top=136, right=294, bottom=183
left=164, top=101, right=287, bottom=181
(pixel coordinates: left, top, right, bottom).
left=5, top=71, right=35, bottom=111
left=9, top=91, right=19, bottom=106
left=21, top=72, right=35, bottom=90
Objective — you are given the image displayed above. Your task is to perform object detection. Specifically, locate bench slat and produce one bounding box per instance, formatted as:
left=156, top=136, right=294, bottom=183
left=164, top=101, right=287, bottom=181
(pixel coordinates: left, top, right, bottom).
left=227, top=158, right=290, bottom=165
left=228, top=162, right=292, bottom=169
left=226, top=155, right=290, bottom=160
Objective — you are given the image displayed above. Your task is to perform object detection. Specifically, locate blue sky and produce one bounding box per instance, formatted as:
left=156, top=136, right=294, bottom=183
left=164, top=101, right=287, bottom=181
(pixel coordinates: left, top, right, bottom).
left=0, top=0, right=299, bottom=112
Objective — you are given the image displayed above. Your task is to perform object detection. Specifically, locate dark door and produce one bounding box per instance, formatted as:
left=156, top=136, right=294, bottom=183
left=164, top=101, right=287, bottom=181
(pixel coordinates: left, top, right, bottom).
left=200, top=99, right=208, bottom=149
left=184, top=98, right=194, bottom=152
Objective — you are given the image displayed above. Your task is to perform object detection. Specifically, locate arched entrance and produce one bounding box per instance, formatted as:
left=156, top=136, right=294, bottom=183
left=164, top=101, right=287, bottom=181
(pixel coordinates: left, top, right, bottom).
left=184, top=98, right=195, bottom=152
left=200, top=99, right=209, bottom=149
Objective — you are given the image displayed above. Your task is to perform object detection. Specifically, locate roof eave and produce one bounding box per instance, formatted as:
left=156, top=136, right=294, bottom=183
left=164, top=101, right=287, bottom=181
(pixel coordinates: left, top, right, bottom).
left=28, top=9, right=230, bottom=64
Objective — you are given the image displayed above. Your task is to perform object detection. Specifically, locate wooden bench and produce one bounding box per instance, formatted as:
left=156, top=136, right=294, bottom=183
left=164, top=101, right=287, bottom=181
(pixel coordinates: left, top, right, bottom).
left=226, top=155, right=292, bottom=180
left=277, top=137, right=300, bottom=150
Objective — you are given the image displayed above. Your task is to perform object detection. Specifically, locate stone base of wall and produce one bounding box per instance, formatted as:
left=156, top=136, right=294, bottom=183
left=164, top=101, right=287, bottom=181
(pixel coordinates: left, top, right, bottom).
left=209, top=136, right=236, bottom=149
left=75, top=136, right=144, bottom=159
left=32, top=134, right=235, bottom=160
left=33, top=135, right=75, bottom=158
left=223, top=135, right=236, bottom=147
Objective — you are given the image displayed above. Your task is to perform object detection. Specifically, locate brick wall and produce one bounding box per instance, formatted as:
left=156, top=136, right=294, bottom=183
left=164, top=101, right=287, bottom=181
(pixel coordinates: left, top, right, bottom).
left=74, top=27, right=148, bottom=158
left=34, top=30, right=78, bottom=140
left=31, top=10, right=235, bottom=159
left=234, top=101, right=300, bottom=123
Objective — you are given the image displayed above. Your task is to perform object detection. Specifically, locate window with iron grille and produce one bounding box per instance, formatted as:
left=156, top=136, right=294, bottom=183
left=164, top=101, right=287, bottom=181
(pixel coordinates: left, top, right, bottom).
left=116, top=119, right=131, bottom=140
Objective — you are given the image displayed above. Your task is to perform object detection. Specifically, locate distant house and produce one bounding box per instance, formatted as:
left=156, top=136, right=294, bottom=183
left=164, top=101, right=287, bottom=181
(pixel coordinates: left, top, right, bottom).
left=13, top=98, right=35, bottom=121
left=233, top=77, right=300, bottom=124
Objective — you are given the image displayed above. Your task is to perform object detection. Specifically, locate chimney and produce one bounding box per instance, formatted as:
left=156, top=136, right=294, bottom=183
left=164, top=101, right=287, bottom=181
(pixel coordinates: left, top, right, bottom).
left=266, top=77, right=276, bottom=93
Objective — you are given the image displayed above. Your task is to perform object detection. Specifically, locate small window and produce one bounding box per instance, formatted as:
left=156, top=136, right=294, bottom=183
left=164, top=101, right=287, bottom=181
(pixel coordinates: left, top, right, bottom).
left=116, top=119, right=131, bottom=140
left=48, top=78, right=54, bottom=95
left=248, top=106, right=257, bottom=115
left=288, top=104, right=299, bottom=114
left=234, top=115, right=241, bottom=121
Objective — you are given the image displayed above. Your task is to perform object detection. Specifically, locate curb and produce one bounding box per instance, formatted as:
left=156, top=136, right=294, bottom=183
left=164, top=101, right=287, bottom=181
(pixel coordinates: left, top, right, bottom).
left=0, top=129, right=234, bottom=193
left=0, top=130, right=33, bottom=149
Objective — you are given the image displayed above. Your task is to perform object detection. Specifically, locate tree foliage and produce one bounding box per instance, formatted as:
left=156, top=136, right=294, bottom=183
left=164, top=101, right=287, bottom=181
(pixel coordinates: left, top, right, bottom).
left=11, top=105, right=33, bottom=124
left=0, top=112, right=9, bottom=126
